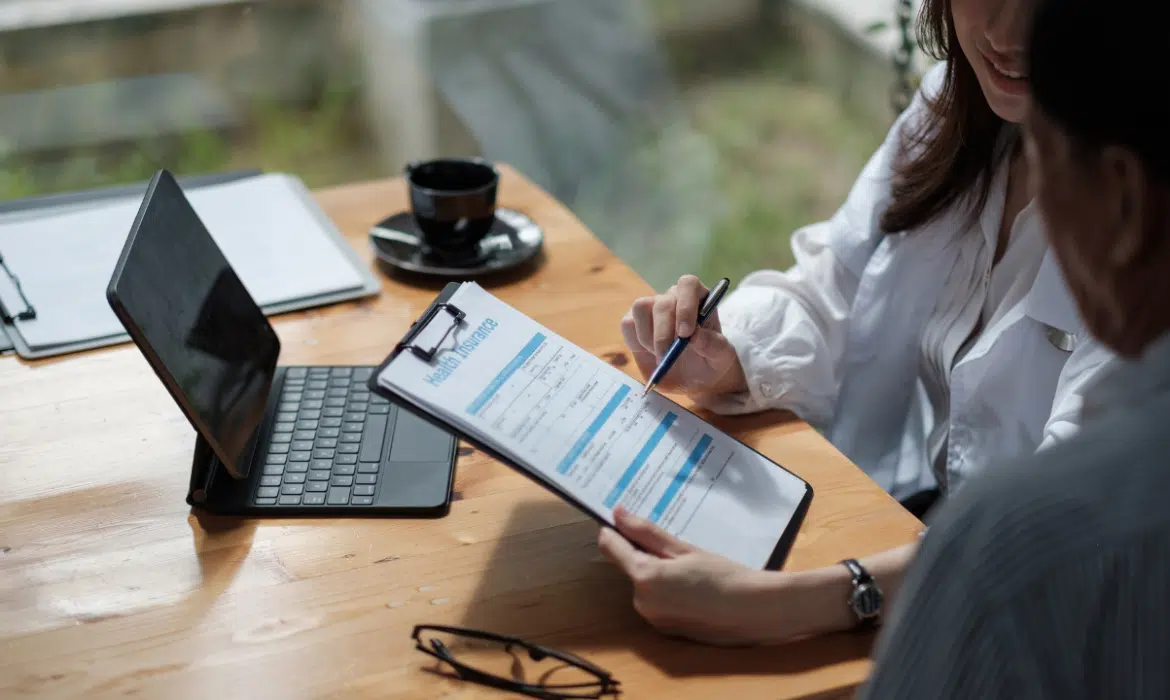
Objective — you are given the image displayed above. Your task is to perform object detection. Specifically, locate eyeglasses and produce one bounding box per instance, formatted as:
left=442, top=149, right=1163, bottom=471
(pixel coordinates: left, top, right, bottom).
left=411, top=624, right=621, bottom=699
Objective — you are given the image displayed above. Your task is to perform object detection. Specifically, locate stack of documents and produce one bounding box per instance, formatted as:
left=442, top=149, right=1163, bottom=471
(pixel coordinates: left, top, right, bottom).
left=0, top=173, right=380, bottom=359
left=372, top=283, right=812, bottom=570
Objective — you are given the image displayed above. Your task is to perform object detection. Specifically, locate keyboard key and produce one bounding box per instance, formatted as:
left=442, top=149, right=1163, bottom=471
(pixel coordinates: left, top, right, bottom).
left=281, top=483, right=304, bottom=495
left=304, top=389, right=326, bottom=400
left=333, top=367, right=354, bottom=377
left=286, top=462, right=309, bottom=473
left=307, top=380, right=329, bottom=390
left=302, top=400, right=324, bottom=410
left=371, top=396, right=389, bottom=405
left=340, top=432, right=362, bottom=444
left=325, top=397, right=347, bottom=408
left=289, top=451, right=312, bottom=462
left=336, top=454, right=357, bottom=465
left=316, top=437, right=338, bottom=448
left=338, top=443, right=360, bottom=454
left=331, top=475, right=354, bottom=487
left=283, top=473, right=307, bottom=484
left=306, top=481, right=328, bottom=492
left=348, top=403, right=369, bottom=414
left=279, top=495, right=302, bottom=506
left=293, top=429, right=316, bottom=441
left=356, top=473, right=378, bottom=484
left=344, top=412, right=364, bottom=423
left=257, top=486, right=280, bottom=498
left=262, top=464, right=285, bottom=475
left=299, top=409, right=321, bottom=420
left=318, top=427, right=340, bottom=438
left=287, top=367, right=308, bottom=378
left=277, top=412, right=298, bottom=423
left=369, top=405, right=391, bottom=415
left=295, top=419, right=319, bottom=430
left=332, top=464, right=356, bottom=476
left=326, top=387, right=347, bottom=397
left=279, top=402, right=299, bottom=413
left=354, top=368, right=372, bottom=380
left=265, top=454, right=287, bottom=465
left=321, top=417, right=343, bottom=428
left=310, top=458, right=333, bottom=470
left=357, top=462, right=379, bottom=473
left=351, top=496, right=374, bottom=506
left=309, top=367, right=329, bottom=376
left=303, top=493, right=326, bottom=505
left=351, top=390, right=370, bottom=401
left=313, top=448, right=336, bottom=459
left=268, top=443, right=290, bottom=454
left=270, top=433, right=292, bottom=444
left=272, top=421, right=295, bottom=433
left=255, top=498, right=277, bottom=506
left=329, top=377, right=348, bottom=387
left=291, top=440, right=315, bottom=451
left=285, top=376, right=306, bottom=386
left=323, top=407, right=345, bottom=417
left=354, top=485, right=376, bottom=496
left=309, top=469, right=332, bottom=481
left=327, top=487, right=351, bottom=505
left=260, top=475, right=281, bottom=487
left=283, top=392, right=303, bottom=402
left=360, top=413, right=389, bottom=462
left=342, top=422, right=364, bottom=433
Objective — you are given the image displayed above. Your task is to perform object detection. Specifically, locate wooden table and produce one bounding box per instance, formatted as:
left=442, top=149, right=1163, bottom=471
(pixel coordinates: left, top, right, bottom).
left=0, top=167, right=922, bottom=699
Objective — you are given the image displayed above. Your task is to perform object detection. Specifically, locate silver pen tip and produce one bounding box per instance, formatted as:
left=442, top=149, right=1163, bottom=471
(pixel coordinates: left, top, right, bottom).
left=640, top=384, right=653, bottom=398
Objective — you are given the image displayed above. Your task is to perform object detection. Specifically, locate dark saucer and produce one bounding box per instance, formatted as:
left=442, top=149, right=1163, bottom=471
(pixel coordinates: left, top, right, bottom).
left=369, top=208, right=544, bottom=278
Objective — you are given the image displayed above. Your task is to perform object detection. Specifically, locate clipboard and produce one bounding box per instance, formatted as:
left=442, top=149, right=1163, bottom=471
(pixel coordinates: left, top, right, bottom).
left=367, top=282, right=813, bottom=571
left=0, top=170, right=383, bottom=360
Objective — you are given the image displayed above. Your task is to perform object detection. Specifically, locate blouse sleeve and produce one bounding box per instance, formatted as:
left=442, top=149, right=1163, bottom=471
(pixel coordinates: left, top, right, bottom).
left=696, top=64, right=947, bottom=429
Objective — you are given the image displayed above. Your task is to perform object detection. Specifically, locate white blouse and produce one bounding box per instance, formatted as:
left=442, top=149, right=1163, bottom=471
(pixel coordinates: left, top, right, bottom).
left=698, top=64, right=1118, bottom=499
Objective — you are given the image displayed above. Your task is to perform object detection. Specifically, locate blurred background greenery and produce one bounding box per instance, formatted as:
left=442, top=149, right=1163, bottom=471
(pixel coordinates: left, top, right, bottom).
left=0, top=0, right=895, bottom=286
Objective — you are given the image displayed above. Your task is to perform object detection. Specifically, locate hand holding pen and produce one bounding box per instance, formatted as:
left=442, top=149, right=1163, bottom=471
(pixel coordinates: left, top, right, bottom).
left=619, top=275, right=746, bottom=398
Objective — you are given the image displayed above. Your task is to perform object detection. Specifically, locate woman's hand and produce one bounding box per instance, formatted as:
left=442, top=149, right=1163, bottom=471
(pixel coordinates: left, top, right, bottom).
left=621, top=275, right=746, bottom=396
left=598, top=507, right=801, bottom=646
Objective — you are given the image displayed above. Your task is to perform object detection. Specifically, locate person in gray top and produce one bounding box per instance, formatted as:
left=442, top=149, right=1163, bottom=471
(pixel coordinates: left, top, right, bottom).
left=860, top=0, right=1170, bottom=697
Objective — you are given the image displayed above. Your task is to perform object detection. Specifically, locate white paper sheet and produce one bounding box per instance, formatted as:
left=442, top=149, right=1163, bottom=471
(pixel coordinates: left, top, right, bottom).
left=377, top=283, right=809, bottom=569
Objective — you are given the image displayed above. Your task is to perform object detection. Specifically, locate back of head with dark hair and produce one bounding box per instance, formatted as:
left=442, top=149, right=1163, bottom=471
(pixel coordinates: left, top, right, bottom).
left=1029, top=0, right=1170, bottom=180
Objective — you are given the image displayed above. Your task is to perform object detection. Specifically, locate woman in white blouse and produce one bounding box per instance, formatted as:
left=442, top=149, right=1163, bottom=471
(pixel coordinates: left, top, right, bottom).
left=597, top=0, right=1117, bottom=645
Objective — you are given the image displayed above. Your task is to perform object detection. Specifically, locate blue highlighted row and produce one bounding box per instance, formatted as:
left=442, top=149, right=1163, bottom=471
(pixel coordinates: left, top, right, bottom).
left=466, top=333, right=546, bottom=415
left=604, top=411, right=678, bottom=508
left=649, top=434, right=713, bottom=523
left=557, top=385, right=631, bottom=474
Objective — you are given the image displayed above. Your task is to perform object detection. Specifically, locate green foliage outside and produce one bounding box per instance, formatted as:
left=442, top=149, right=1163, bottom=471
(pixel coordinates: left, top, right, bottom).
left=0, top=5, right=889, bottom=285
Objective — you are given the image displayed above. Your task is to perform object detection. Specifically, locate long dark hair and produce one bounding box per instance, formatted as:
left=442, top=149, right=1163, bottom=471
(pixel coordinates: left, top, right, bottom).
left=880, top=0, right=1011, bottom=234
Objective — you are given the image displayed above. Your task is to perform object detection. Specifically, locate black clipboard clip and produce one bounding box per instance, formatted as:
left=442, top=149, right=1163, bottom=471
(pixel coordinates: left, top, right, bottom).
left=0, top=252, right=37, bottom=323
left=395, top=302, right=466, bottom=364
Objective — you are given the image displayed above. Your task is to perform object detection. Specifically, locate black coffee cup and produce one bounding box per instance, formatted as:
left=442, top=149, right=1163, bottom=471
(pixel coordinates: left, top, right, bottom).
left=405, top=158, right=499, bottom=260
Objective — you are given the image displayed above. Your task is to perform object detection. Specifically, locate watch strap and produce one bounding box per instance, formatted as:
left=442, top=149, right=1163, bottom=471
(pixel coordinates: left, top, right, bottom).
left=841, top=558, right=869, bottom=584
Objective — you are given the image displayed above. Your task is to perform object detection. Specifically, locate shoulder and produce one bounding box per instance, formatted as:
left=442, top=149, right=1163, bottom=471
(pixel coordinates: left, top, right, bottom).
left=821, top=62, right=951, bottom=263
left=917, top=61, right=949, bottom=102
left=922, top=396, right=1170, bottom=602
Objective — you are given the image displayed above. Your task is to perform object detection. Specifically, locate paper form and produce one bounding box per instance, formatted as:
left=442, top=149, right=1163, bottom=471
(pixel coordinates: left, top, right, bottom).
left=377, top=283, right=809, bottom=569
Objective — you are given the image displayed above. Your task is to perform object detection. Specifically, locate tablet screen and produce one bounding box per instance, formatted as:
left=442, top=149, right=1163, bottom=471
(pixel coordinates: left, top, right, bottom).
left=107, top=171, right=279, bottom=478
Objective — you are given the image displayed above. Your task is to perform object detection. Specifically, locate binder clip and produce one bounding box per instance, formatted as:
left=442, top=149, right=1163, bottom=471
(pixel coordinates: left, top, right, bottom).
left=396, top=302, right=466, bottom=363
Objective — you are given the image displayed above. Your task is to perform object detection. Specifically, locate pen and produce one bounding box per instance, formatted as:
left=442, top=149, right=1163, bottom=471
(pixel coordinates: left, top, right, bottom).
left=641, top=277, right=731, bottom=398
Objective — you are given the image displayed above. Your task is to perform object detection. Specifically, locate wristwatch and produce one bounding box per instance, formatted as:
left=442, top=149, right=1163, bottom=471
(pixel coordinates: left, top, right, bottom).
left=841, top=558, right=883, bottom=629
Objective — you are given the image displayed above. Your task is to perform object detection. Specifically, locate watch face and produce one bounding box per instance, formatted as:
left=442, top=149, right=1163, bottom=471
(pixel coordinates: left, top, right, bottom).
left=853, top=583, right=883, bottom=618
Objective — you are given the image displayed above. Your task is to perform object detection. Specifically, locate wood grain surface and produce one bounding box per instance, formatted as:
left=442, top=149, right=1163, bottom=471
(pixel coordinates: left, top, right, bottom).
left=0, top=167, right=922, bottom=699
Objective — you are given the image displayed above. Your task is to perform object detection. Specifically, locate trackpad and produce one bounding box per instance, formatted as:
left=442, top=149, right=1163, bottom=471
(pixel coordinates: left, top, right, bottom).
left=388, top=410, right=455, bottom=462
